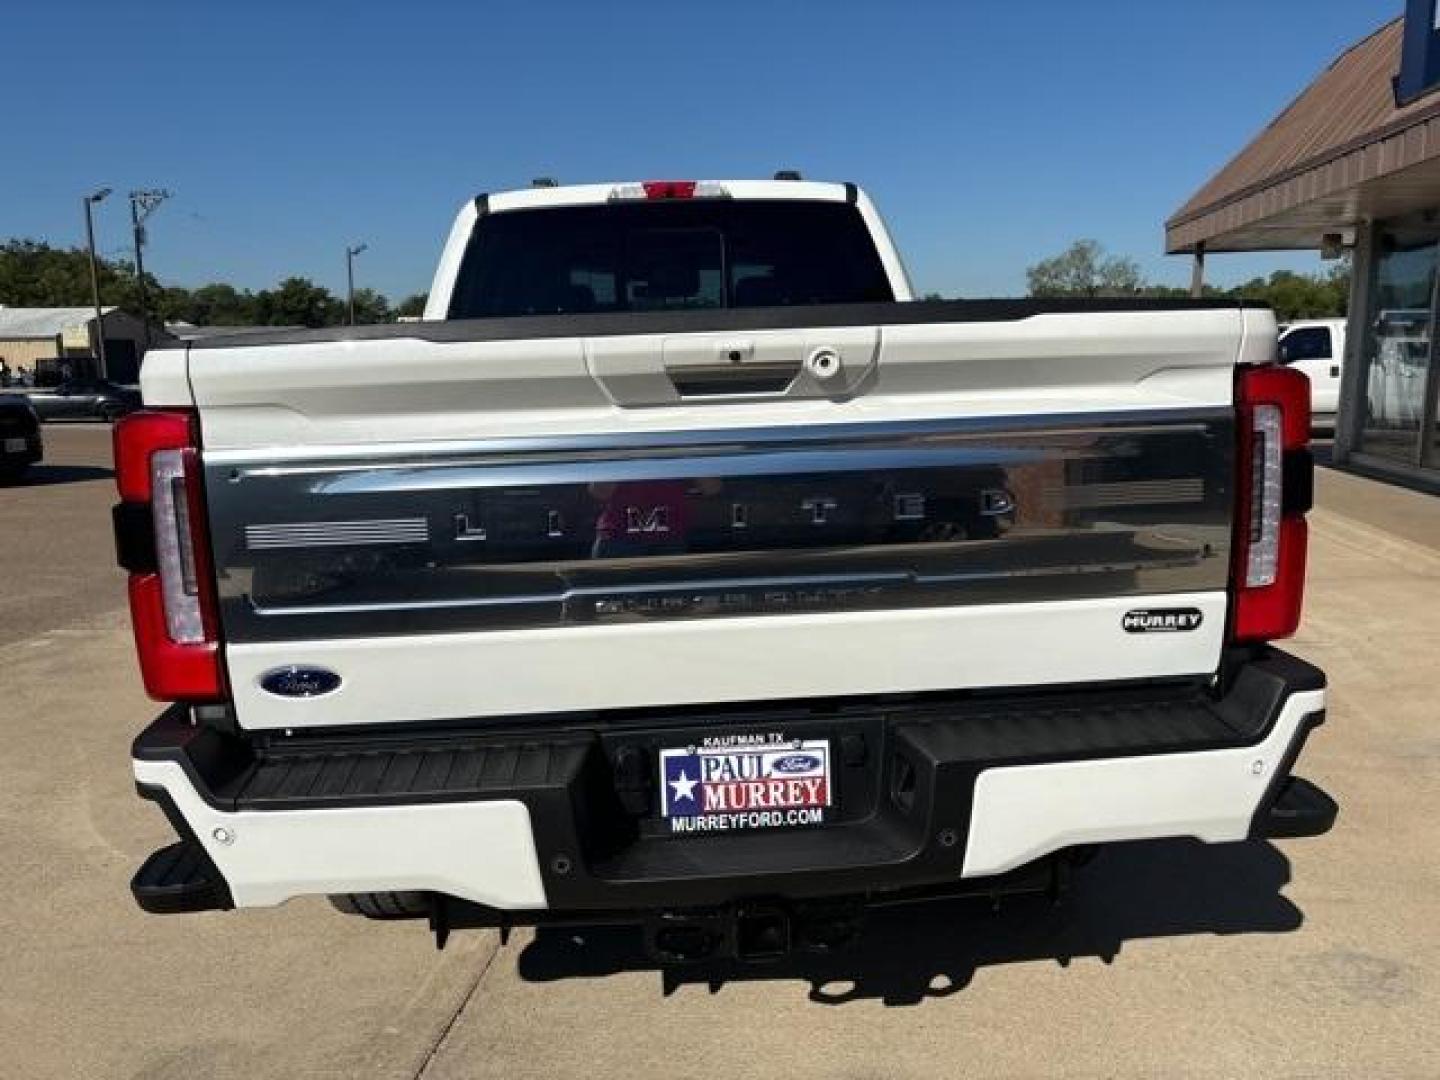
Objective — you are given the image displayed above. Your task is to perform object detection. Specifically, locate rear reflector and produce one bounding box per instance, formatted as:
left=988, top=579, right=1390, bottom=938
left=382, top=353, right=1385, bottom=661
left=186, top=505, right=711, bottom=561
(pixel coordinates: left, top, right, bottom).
left=1231, top=365, right=1311, bottom=642
left=113, top=410, right=223, bottom=701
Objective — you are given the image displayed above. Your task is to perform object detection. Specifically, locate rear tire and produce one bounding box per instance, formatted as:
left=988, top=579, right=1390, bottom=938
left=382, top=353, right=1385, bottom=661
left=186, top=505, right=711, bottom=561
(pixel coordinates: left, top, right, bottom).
left=329, top=891, right=431, bottom=919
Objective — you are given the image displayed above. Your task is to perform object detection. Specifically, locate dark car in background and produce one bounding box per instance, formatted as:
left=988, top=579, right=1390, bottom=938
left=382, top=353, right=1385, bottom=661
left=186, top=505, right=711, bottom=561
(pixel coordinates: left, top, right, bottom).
left=27, top=379, right=142, bottom=422
left=0, top=394, right=43, bottom=480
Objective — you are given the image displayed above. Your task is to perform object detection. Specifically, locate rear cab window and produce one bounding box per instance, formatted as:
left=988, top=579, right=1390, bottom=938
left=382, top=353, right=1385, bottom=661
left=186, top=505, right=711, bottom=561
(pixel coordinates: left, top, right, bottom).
left=447, top=199, right=894, bottom=319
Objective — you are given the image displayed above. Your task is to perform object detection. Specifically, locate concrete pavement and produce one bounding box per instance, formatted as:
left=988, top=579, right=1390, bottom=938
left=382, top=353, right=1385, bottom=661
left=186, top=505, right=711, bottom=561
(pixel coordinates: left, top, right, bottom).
left=0, top=424, right=125, bottom=646
left=1, top=426, right=1437, bottom=1078
left=1, top=608, right=500, bottom=1079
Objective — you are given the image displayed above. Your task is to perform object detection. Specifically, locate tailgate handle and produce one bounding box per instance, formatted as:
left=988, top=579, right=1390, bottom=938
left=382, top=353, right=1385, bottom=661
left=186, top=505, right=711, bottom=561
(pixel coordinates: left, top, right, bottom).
left=665, top=339, right=801, bottom=397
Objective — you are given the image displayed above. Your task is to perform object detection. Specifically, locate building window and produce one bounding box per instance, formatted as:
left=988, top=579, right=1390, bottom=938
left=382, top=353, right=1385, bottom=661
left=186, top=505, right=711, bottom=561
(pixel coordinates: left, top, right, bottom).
left=1357, top=225, right=1438, bottom=464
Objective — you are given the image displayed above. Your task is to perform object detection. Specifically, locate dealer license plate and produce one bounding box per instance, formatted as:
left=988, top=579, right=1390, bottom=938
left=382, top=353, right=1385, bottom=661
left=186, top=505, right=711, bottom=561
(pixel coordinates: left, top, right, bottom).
left=658, top=735, right=831, bottom=833
left=3, top=438, right=25, bottom=453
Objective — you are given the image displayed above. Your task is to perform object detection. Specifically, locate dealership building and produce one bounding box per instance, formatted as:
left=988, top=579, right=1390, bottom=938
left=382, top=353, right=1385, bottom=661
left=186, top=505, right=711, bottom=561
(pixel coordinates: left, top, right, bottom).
left=1168, top=3, right=1440, bottom=489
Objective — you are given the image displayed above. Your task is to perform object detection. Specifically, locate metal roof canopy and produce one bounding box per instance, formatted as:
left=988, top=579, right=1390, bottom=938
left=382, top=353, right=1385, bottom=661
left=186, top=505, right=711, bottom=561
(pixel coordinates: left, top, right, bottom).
left=1167, top=18, right=1440, bottom=254
left=0, top=306, right=119, bottom=338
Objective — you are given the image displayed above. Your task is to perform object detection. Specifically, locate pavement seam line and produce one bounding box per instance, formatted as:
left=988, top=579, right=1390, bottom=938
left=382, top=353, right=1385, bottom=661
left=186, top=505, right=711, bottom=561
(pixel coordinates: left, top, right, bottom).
left=0, top=606, right=130, bottom=659
left=411, top=934, right=505, bottom=1080
left=1308, top=507, right=1440, bottom=573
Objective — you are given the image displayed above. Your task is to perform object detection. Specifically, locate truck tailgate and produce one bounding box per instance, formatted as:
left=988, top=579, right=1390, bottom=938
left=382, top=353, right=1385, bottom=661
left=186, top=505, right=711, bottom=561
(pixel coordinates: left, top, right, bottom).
left=176, top=302, right=1267, bottom=729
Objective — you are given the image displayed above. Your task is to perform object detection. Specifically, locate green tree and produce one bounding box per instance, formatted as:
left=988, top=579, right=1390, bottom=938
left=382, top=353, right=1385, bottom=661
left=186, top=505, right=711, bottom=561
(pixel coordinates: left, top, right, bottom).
left=1229, top=266, right=1348, bottom=321
left=395, top=292, right=428, bottom=318
left=1024, top=238, right=1350, bottom=319
left=1026, top=239, right=1142, bottom=297
left=0, top=240, right=112, bottom=306
left=181, top=283, right=257, bottom=326
left=349, top=287, right=392, bottom=325
left=256, top=277, right=342, bottom=328
left=0, top=238, right=415, bottom=329
left=1136, top=283, right=1226, bottom=299
left=1326, top=259, right=1351, bottom=314
left=0, top=240, right=184, bottom=319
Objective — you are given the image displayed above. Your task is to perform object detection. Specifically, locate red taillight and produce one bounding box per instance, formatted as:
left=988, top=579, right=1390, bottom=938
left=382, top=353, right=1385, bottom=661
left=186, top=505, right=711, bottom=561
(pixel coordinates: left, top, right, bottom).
left=1231, top=365, right=1312, bottom=642
left=642, top=180, right=697, bottom=200
left=113, top=409, right=223, bottom=701
left=609, top=181, right=729, bottom=202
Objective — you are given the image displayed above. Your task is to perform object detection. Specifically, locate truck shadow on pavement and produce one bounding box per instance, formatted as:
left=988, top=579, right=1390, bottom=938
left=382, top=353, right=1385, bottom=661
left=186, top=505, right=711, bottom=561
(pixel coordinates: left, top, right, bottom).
left=515, top=838, right=1302, bottom=1006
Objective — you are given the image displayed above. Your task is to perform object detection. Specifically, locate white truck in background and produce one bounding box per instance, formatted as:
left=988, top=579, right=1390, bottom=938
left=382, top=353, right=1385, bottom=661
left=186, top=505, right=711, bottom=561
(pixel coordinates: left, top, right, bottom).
left=1278, top=317, right=1346, bottom=427
left=116, top=177, right=1334, bottom=961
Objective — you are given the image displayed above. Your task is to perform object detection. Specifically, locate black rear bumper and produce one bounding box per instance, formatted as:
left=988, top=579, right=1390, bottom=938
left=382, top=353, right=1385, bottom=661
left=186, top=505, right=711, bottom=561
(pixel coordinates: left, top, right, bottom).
left=132, top=648, right=1332, bottom=916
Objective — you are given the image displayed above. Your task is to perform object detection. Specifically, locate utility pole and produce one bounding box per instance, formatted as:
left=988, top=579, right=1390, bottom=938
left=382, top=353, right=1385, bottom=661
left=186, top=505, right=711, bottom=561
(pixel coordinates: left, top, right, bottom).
left=346, top=242, right=368, bottom=325
left=83, top=188, right=112, bottom=378
left=129, top=189, right=171, bottom=349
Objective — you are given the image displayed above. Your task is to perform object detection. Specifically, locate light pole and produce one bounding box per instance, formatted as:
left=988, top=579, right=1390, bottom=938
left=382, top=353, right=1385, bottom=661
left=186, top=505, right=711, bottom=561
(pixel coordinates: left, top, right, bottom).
left=346, top=243, right=368, bottom=325
left=83, top=188, right=112, bottom=378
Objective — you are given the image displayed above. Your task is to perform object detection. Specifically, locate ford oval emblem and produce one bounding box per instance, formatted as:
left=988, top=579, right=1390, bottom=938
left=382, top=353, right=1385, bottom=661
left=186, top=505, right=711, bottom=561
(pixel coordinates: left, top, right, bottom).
left=260, top=666, right=342, bottom=698
left=773, top=754, right=821, bottom=774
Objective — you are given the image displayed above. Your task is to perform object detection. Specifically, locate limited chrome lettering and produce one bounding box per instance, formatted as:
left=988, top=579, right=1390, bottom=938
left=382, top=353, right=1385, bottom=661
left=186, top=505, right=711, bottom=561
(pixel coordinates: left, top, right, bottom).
left=801, top=496, right=838, bottom=525
left=980, top=488, right=1016, bottom=516
left=453, top=512, right=487, bottom=541
left=625, top=505, right=670, bottom=534
left=893, top=492, right=927, bottom=520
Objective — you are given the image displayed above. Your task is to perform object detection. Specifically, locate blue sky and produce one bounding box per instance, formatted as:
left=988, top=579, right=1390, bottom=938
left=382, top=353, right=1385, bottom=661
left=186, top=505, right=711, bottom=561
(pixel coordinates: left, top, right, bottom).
left=1, top=0, right=1401, bottom=301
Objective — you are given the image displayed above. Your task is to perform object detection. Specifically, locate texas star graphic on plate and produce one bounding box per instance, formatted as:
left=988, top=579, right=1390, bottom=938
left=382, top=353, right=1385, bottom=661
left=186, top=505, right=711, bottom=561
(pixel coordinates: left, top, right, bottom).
left=660, top=738, right=831, bottom=829
left=668, top=767, right=699, bottom=804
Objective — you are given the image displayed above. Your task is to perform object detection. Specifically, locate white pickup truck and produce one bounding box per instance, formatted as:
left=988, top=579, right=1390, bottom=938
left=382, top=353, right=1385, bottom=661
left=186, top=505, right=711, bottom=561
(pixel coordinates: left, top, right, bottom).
left=1277, top=318, right=1345, bottom=428
left=117, top=178, right=1334, bottom=961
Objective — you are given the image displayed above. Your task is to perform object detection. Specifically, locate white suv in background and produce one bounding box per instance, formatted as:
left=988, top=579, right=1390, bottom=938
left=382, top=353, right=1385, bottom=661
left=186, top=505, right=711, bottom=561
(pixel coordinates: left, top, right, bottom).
left=1277, top=318, right=1345, bottom=429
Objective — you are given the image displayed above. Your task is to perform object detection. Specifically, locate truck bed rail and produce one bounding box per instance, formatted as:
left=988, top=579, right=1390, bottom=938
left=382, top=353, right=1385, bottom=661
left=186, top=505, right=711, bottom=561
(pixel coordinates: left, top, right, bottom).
left=188, top=297, right=1268, bottom=350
